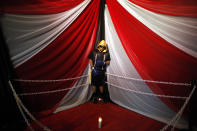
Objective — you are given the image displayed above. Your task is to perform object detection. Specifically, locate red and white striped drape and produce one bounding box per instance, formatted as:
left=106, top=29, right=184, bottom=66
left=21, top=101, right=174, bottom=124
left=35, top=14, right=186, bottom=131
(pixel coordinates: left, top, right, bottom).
left=1, top=0, right=100, bottom=117
left=1, top=0, right=197, bottom=129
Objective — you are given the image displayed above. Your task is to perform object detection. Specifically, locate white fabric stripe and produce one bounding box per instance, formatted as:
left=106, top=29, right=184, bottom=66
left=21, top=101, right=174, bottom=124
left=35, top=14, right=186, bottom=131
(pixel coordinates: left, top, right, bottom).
left=118, top=0, right=197, bottom=58
left=1, top=0, right=91, bottom=67
left=54, top=66, right=92, bottom=113
left=105, top=5, right=187, bottom=129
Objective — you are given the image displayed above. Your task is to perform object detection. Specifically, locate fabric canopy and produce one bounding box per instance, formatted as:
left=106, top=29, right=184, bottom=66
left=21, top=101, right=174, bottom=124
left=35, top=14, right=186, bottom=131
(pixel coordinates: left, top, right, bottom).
left=1, top=0, right=197, bottom=129
left=105, top=4, right=187, bottom=128
left=2, top=0, right=92, bottom=67
left=128, top=0, right=197, bottom=17
left=1, top=0, right=100, bottom=117
left=1, top=0, right=84, bottom=14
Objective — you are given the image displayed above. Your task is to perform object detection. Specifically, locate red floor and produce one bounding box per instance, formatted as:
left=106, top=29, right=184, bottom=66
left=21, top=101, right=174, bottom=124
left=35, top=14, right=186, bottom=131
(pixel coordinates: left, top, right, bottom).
left=27, top=102, right=177, bottom=131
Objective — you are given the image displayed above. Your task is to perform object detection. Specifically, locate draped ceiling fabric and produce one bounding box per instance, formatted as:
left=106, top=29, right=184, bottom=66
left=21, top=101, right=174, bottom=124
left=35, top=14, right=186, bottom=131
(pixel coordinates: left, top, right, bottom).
left=1, top=0, right=100, bottom=117
left=105, top=0, right=197, bottom=129
left=128, top=0, right=197, bottom=17
left=1, top=0, right=85, bottom=14
left=2, top=0, right=92, bottom=67
left=105, top=6, right=186, bottom=128
left=1, top=0, right=197, bottom=130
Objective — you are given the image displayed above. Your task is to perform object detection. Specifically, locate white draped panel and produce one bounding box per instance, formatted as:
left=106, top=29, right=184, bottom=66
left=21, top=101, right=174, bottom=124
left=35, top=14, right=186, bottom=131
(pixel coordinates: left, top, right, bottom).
left=105, top=6, right=187, bottom=128
left=1, top=0, right=90, bottom=67
left=54, top=66, right=92, bottom=113
left=118, top=0, right=197, bottom=58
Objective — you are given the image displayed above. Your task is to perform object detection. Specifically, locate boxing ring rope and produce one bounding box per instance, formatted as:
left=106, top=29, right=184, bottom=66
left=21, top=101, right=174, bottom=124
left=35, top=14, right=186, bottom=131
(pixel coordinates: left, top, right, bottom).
left=161, top=84, right=196, bottom=131
left=106, top=81, right=196, bottom=131
left=18, top=83, right=89, bottom=96
left=8, top=73, right=196, bottom=131
left=8, top=80, right=51, bottom=131
left=106, top=73, right=191, bottom=86
left=106, top=73, right=195, bottom=131
left=106, top=82, right=187, bottom=99
left=14, top=75, right=89, bottom=83
left=8, top=75, right=89, bottom=130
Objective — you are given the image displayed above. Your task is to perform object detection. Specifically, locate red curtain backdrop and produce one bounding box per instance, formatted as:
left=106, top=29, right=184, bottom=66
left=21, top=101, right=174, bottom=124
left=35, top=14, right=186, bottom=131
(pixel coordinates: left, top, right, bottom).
left=106, top=0, right=197, bottom=113
left=13, top=0, right=100, bottom=117
left=128, top=0, right=197, bottom=17
left=1, top=0, right=84, bottom=14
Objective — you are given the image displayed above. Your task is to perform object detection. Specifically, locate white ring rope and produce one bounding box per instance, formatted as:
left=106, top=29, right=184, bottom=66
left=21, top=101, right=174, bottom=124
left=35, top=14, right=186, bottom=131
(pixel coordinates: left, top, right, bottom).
left=8, top=78, right=195, bottom=131
left=107, top=73, right=191, bottom=86
left=8, top=80, right=51, bottom=131
left=13, top=75, right=88, bottom=83
left=15, top=97, right=34, bottom=131
left=18, top=83, right=89, bottom=96
left=106, top=82, right=187, bottom=99
left=160, top=84, right=196, bottom=131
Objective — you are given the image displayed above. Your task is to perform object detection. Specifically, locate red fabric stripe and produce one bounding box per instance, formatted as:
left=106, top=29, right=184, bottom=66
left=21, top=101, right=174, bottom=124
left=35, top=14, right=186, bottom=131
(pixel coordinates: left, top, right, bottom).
left=128, top=0, right=197, bottom=17
left=107, top=0, right=197, bottom=113
left=15, top=0, right=100, bottom=117
left=1, top=0, right=84, bottom=14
